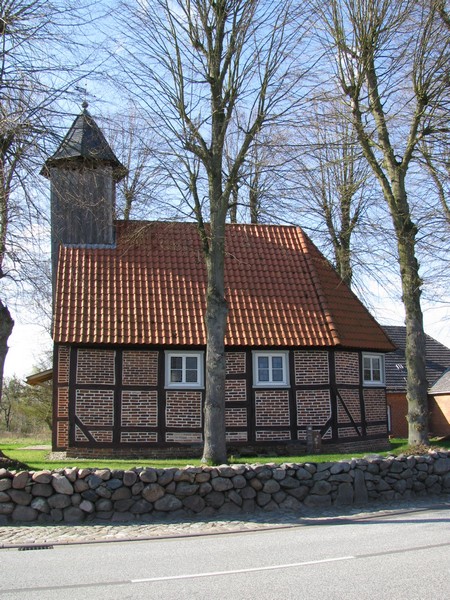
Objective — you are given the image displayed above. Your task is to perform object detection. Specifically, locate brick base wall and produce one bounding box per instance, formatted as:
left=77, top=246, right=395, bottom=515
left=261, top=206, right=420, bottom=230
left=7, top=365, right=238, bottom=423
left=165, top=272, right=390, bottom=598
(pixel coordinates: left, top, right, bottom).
left=64, top=435, right=389, bottom=459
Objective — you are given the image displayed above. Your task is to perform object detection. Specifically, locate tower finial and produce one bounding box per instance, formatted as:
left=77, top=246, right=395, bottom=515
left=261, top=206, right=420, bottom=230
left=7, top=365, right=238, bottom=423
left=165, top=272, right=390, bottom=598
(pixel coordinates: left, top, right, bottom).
left=82, top=100, right=88, bottom=110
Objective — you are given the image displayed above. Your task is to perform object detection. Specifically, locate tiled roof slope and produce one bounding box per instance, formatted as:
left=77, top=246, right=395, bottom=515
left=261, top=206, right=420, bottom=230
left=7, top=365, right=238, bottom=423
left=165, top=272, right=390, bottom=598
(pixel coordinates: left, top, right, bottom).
left=383, top=325, right=450, bottom=391
left=53, top=221, right=395, bottom=350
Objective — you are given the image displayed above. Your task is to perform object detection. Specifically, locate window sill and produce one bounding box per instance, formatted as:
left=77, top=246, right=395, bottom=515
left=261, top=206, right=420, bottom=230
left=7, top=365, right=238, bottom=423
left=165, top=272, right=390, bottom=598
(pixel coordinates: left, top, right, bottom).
left=165, top=385, right=204, bottom=391
left=253, top=384, right=290, bottom=389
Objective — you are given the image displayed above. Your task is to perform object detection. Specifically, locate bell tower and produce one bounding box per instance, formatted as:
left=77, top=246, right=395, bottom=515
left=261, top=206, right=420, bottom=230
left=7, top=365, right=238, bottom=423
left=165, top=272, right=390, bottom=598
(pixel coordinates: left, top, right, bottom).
left=42, top=103, right=126, bottom=293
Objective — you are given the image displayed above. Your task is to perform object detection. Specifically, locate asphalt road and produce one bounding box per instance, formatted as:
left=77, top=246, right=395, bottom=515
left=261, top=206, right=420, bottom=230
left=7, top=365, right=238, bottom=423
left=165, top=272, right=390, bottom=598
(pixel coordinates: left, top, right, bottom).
left=0, top=503, right=449, bottom=599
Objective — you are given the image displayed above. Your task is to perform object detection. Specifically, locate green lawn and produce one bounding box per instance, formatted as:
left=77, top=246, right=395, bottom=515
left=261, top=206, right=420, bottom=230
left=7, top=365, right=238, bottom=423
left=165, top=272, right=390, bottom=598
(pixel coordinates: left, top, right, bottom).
left=1, top=436, right=448, bottom=471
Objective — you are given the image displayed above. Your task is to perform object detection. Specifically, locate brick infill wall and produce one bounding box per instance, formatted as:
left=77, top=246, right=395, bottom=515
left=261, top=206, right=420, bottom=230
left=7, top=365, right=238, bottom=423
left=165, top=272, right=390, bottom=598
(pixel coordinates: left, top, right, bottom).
left=1, top=452, right=449, bottom=523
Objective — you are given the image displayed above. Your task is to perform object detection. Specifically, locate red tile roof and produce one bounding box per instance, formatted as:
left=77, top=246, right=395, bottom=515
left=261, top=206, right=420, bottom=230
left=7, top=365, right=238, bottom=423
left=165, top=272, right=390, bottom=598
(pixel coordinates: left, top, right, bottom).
left=53, top=221, right=394, bottom=350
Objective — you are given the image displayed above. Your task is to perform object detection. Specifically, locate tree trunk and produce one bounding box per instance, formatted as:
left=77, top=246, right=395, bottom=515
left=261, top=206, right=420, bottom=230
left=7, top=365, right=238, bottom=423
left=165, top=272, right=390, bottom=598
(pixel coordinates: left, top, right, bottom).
left=202, top=220, right=228, bottom=464
left=335, top=243, right=353, bottom=287
left=0, top=299, right=14, bottom=406
left=404, top=292, right=428, bottom=445
left=390, top=178, right=428, bottom=445
left=249, top=167, right=260, bottom=224
left=229, top=184, right=238, bottom=223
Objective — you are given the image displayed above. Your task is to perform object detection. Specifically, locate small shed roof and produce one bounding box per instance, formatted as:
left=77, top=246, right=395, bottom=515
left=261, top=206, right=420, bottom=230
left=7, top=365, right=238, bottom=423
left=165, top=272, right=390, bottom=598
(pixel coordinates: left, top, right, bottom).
left=26, top=369, right=53, bottom=386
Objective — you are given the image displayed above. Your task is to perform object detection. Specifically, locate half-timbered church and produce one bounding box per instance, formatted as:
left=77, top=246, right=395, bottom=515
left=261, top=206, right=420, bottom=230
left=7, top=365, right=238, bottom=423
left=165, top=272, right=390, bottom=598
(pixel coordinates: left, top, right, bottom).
left=45, top=106, right=395, bottom=458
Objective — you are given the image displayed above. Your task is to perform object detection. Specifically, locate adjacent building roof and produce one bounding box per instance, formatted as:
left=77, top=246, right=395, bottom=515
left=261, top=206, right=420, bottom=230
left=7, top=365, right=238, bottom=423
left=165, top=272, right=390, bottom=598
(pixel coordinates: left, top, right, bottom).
left=429, top=369, right=450, bottom=395
left=43, top=103, right=125, bottom=179
left=383, top=325, right=450, bottom=391
left=53, top=221, right=394, bottom=350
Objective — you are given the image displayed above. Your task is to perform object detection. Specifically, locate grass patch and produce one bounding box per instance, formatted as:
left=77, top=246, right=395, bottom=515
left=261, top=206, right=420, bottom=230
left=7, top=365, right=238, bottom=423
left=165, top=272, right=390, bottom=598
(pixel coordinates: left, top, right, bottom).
left=388, top=437, right=450, bottom=456
left=1, top=437, right=448, bottom=471
left=0, top=434, right=51, bottom=446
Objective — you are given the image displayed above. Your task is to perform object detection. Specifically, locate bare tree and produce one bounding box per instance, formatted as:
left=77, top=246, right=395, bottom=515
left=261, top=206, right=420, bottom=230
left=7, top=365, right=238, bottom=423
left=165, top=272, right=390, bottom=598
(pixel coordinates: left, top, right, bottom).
left=1, top=374, right=52, bottom=433
left=0, top=0, right=99, bottom=403
left=225, top=122, right=291, bottom=224
left=101, top=108, right=165, bottom=220
left=291, top=99, right=374, bottom=287
left=315, top=0, right=450, bottom=444
left=113, top=0, right=312, bottom=463
left=244, top=129, right=294, bottom=225
left=419, top=142, right=450, bottom=226
left=436, top=0, right=450, bottom=28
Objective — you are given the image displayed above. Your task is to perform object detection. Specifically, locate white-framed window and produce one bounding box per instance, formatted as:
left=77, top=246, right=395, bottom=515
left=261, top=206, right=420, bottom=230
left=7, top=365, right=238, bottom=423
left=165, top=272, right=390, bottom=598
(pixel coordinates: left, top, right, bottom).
left=165, top=351, right=204, bottom=388
left=363, top=353, right=385, bottom=386
left=252, top=351, right=289, bottom=387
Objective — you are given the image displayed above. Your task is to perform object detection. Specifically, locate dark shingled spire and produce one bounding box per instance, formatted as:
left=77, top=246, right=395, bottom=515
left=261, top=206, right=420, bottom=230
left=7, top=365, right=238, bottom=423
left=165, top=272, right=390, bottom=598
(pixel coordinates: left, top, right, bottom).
left=43, top=103, right=126, bottom=180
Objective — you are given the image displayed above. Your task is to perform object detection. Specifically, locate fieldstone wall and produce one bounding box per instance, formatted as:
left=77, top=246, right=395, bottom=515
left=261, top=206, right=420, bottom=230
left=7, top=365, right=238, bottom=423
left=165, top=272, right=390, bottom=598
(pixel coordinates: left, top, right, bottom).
left=1, top=451, right=449, bottom=524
